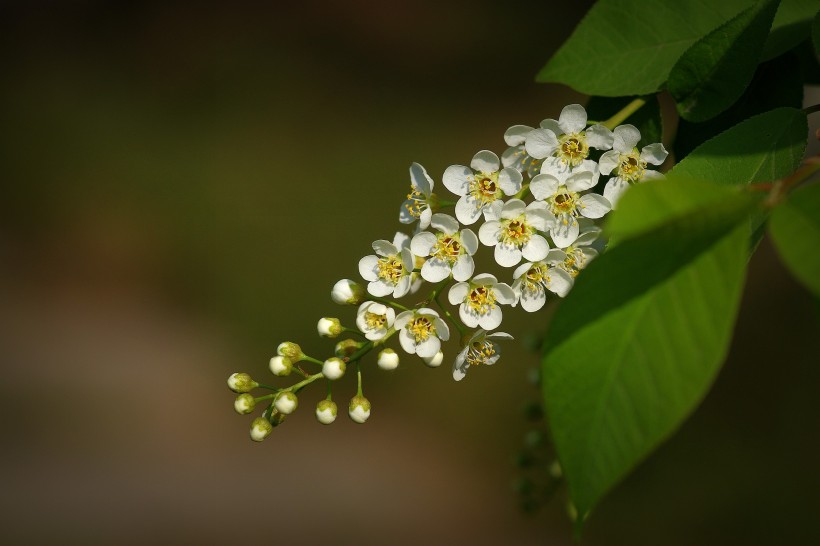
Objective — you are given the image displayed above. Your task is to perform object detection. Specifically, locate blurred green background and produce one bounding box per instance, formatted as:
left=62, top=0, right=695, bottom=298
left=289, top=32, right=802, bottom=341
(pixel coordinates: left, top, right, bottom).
left=1, top=1, right=819, bottom=544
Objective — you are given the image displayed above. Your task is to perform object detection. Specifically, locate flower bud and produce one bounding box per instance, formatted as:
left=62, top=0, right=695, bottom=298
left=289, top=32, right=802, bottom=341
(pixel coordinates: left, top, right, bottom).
left=249, top=416, right=273, bottom=442
left=317, top=317, right=343, bottom=338
left=269, top=355, right=293, bottom=377
left=335, top=338, right=364, bottom=358
left=331, top=279, right=365, bottom=305
left=322, top=357, right=346, bottom=380
left=274, top=391, right=298, bottom=414
left=348, top=395, right=371, bottom=424
left=315, top=399, right=338, bottom=425
left=277, top=341, right=304, bottom=362
left=422, top=350, right=444, bottom=368
left=234, top=393, right=255, bottom=415
left=377, top=348, right=399, bottom=370
left=227, top=372, right=258, bottom=393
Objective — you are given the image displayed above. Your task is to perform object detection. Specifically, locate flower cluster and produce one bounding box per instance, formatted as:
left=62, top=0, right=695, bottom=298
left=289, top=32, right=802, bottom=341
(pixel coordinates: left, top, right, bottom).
left=227, top=104, right=667, bottom=441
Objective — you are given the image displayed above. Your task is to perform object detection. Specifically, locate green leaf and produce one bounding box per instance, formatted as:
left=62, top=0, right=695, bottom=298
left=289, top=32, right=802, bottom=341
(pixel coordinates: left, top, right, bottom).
left=770, top=181, right=820, bottom=296
left=542, top=179, right=755, bottom=523
left=668, top=0, right=781, bottom=122
left=671, top=107, right=808, bottom=185
left=762, top=0, right=820, bottom=59
left=813, top=8, right=820, bottom=55
left=674, top=52, right=804, bottom=161
left=585, top=95, right=663, bottom=146
left=535, top=0, right=814, bottom=96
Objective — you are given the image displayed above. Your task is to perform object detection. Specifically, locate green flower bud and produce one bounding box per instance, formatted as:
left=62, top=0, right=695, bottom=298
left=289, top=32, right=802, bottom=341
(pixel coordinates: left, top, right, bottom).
left=234, top=393, right=255, bottom=415
left=377, top=348, right=399, bottom=370
left=250, top=417, right=273, bottom=442
left=274, top=391, right=298, bottom=414
left=315, top=399, right=338, bottom=425
left=335, top=338, right=364, bottom=358
left=317, top=317, right=343, bottom=338
left=227, top=372, right=257, bottom=393
left=277, top=341, right=304, bottom=362
left=331, top=279, right=365, bottom=305
left=269, top=355, right=293, bottom=377
left=348, top=395, right=371, bottom=424
left=322, top=357, right=346, bottom=380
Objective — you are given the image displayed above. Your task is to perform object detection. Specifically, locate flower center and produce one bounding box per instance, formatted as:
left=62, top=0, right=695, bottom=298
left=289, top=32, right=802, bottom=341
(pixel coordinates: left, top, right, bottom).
left=377, top=256, right=404, bottom=284
left=557, top=133, right=589, bottom=167
left=467, top=286, right=496, bottom=314
left=468, top=171, right=501, bottom=207
left=548, top=187, right=580, bottom=220
left=561, top=247, right=584, bottom=277
left=408, top=316, right=435, bottom=343
left=618, top=152, right=646, bottom=182
left=466, top=340, right=496, bottom=366
left=432, top=235, right=462, bottom=264
left=404, top=188, right=428, bottom=218
left=365, top=311, right=387, bottom=330
left=500, top=217, right=533, bottom=247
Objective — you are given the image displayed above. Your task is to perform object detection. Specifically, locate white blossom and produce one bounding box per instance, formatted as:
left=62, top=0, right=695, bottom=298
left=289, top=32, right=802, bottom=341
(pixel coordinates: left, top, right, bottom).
left=501, top=124, right=543, bottom=176
left=478, top=199, right=554, bottom=267
left=452, top=330, right=513, bottom=381
left=448, top=274, right=516, bottom=330
left=511, top=255, right=574, bottom=312
left=358, top=240, right=415, bottom=298
left=600, top=125, right=668, bottom=208
left=525, top=104, right=613, bottom=166
left=422, top=350, right=444, bottom=368
left=355, top=301, right=395, bottom=341
left=410, top=213, right=478, bottom=282
left=394, top=307, right=450, bottom=358
left=556, top=225, right=602, bottom=278
left=442, top=150, right=523, bottom=225
left=399, top=162, right=436, bottom=229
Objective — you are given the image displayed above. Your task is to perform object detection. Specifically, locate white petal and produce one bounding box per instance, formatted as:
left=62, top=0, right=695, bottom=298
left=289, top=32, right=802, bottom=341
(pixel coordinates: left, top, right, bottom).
left=501, top=199, right=527, bottom=219
left=455, top=196, right=482, bottom=225
left=565, top=170, right=596, bottom=193
left=520, top=286, right=547, bottom=312
left=483, top=200, right=504, bottom=221
left=495, top=243, right=522, bottom=267
left=410, top=232, right=437, bottom=257
left=552, top=218, right=579, bottom=249
left=478, top=221, right=501, bottom=246
left=640, top=143, right=668, bottom=166
left=529, top=174, right=560, bottom=200
left=586, top=124, right=614, bottom=150
left=613, top=124, right=641, bottom=152
left=539, top=118, right=561, bottom=134
left=471, top=150, right=500, bottom=174
left=546, top=248, right=567, bottom=264
left=472, top=273, right=498, bottom=284
left=433, top=317, right=450, bottom=340
left=512, top=262, right=532, bottom=280
left=419, top=208, right=432, bottom=229
left=498, top=168, right=523, bottom=195
left=443, top=165, right=471, bottom=196
left=641, top=170, right=665, bottom=183
left=401, top=248, right=414, bottom=271
left=372, top=240, right=398, bottom=257
left=522, top=235, right=549, bottom=262
left=358, top=255, right=380, bottom=281
left=546, top=268, right=574, bottom=297
left=393, top=231, right=411, bottom=250
left=416, top=336, right=441, bottom=359
left=409, top=162, right=433, bottom=195
left=393, top=276, right=411, bottom=298
left=501, top=145, right=524, bottom=170
left=558, top=104, right=587, bottom=134
left=460, top=305, right=480, bottom=328
left=478, top=306, right=503, bottom=330
left=525, top=128, right=559, bottom=159
left=431, top=213, right=459, bottom=235
left=504, top=124, right=534, bottom=146
left=603, top=178, right=630, bottom=209
left=368, top=279, right=394, bottom=297
left=524, top=205, right=553, bottom=232
left=460, top=229, right=479, bottom=255
left=399, top=329, right=417, bottom=354
left=452, top=349, right=469, bottom=381
left=399, top=200, right=415, bottom=224
left=487, top=331, right=514, bottom=341
left=452, top=255, right=474, bottom=282
left=448, top=282, right=470, bottom=305
left=598, top=150, right=620, bottom=175
left=421, top=259, right=451, bottom=283
left=578, top=194, right=611, bottom=219
left=574, top=226, right=601, bottom=246
left=494, top=283, right=516, bottom=305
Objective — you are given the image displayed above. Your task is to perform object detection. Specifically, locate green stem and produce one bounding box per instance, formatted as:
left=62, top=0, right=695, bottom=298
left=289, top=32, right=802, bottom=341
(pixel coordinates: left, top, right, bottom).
left=288, top=372, right=324, bottom=393
left=343, top=327, right=367, bottom=339
left=326, top=380, right=333, bottom=400
left=301, top=355, right=325, bottom=366
left=437, top=199, right=458, bottom=207
left=256, top=382, right=280, bottom=391
left=356, top=363, right=363, bottom=396
left=602, top=97, right=647, bottom=130
left=433, top=290, right=466, bottom=338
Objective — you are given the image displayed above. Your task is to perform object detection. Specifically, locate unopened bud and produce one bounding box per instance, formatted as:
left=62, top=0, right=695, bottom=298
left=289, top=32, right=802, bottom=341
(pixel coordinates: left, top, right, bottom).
left=277, top=341, right=304, bottom=362
left=234, top=393, right=255, bottom=415
left=348, top=395, right=371, bottom=424
left=274, top=391, right=298, bottom=414
left=322, top=357, right=346, bottom=380
left=227, top=372, right=258, bottom=393
left=269, top=355, right=293, bottom=377
left=422, top=350, right=444, bottom=368
left=250, top=416, right=273, bottom=441
left=315, top=399, right=338, bottom=425
left=335, top=338, right=364, bottom=358
left=377, top=348, right=399, bottom=370
left=317, top=317, right=343, bottom=338
left=331, top=279, right=365, bottom=305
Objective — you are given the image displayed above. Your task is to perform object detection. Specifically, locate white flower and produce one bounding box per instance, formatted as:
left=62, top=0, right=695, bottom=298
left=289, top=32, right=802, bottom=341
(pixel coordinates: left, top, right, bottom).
left=422, top=350, right=444, bottom=368
left=250, top=417, right=273, bottom=442
left=274, top=391, right=298, bottom=415
left=399, top=162, right=436, bottom=229
left=600, top=125, right=668, bottom=208
left=322, top=357, right=346, bottom=380
left=410, top=213, right=478, bottom=282
left=511, top=256, right=574, bottom=312
left=358, top=240, right=415, bottom=298
left=331, top=279, right=365, bottom=305
left=355, top=301, right=396, bottom=341
left=452, top=330, right=513, bottom=381
left=442, top=150, right=523, bottom=225
left=501, top=124, right=543, bottom=176
left=530, top=158, right=610, bottom=248
left=394, top=307, right=450, bottom=358
left=556, top=225, right=602, bottom=278
left=393, top=231, right=424, bottom=294
left=478, top=199, right=554, bottom=267
left=349, top=395, right=371, bottom=424
left=524, top=104, right=613, bottom=165
left=377, top=348, right=400, bottom=370
left=448, top=274, right=516, bottom=330
left=316, top=399, right=338, bottom=425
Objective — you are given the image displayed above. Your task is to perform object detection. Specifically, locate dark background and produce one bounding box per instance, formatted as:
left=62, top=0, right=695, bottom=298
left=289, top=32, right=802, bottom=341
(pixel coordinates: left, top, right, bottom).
left=1, top=1, right=819, bottom=544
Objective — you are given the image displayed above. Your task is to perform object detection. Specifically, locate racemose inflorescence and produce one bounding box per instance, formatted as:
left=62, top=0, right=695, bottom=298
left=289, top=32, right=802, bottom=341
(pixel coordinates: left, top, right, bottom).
left=227, top=103, right=668, bottom=441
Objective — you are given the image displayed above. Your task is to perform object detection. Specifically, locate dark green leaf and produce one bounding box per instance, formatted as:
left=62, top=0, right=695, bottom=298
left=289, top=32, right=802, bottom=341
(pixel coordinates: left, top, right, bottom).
left=762, top=0, right=820, bottom=59
left=542, top=178, right=754, bottom=522
left=769, top=181, right=820, bottom=296
left=668, top=0, right=781, bottom=122
left=586, top=95, right=663, bottom=146
left=671, top=107, right=808, bottom=185
left=813, top=7, right=820, bottom=54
